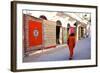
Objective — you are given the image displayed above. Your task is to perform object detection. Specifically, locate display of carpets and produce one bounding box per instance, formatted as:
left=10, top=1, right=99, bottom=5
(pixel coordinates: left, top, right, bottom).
left=43, top=20, right=56, bottom=48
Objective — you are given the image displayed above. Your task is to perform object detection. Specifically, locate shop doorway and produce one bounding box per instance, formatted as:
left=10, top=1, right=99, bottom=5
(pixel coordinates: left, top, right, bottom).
left=78, top=26, right=85, bottom=40
left=56, top=20, right=62, bottom=44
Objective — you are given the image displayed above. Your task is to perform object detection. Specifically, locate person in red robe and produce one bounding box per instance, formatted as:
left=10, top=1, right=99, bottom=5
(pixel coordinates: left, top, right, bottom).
left=67, top=33, right=76, bottom=60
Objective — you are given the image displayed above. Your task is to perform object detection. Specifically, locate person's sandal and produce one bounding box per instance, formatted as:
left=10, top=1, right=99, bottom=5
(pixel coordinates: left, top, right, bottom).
left=69, top=57, right=73, bottom=60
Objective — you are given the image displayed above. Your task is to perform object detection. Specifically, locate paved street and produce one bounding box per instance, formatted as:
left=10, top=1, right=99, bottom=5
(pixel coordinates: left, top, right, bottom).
left=23, top=37, right=91, bottom=62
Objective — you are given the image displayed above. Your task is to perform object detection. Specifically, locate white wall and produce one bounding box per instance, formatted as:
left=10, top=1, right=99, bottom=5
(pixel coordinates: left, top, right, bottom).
left=0, top=0, right=99, bottom=73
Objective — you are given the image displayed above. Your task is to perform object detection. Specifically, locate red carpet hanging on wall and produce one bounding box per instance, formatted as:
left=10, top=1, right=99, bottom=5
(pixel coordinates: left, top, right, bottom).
left=28, top=20, right=42, bottom=48
left=23, top=14, right=43, bottom=52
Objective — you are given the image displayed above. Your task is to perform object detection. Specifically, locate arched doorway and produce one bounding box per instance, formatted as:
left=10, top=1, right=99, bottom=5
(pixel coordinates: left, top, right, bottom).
left=39, top=15, right=47, bottom=20
left=56, top=20, right=62, bottom=44
left=78, top=26, right=85, bottom=40
left=67, top=23, right=70, bottom=39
